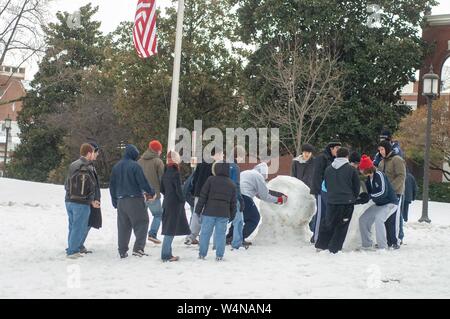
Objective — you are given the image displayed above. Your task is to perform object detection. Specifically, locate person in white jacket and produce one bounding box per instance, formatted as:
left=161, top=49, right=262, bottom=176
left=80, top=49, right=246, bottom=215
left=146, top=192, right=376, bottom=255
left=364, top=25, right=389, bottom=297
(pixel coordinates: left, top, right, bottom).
left=239, top=162, right=287, bottom=245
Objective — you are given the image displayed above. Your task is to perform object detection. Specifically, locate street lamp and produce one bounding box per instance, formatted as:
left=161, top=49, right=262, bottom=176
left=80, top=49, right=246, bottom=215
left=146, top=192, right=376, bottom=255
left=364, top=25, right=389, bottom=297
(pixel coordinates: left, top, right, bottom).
left=3, top=116, right=12, bottom=177
left=420, top=65, right=439, bottom=223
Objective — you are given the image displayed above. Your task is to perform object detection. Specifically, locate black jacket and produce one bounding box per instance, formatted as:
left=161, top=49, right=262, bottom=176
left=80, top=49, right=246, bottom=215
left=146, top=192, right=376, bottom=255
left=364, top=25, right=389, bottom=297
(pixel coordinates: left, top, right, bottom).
left=88, top=165, right=102, bottom=229
left=160, top=165, right=191, bottom=236
left=324, top=159, right=360, bottom=205
left=291, top=155, right=314, bottom=188
left=310, top=147, right=334, bottom=195
left=195, top=162, right=237, bottom=221
left=191, top=162, right=213, bottom=197
left=404, top=172, right=417, bottom=203
left=109, top=145, right=155, bottom=208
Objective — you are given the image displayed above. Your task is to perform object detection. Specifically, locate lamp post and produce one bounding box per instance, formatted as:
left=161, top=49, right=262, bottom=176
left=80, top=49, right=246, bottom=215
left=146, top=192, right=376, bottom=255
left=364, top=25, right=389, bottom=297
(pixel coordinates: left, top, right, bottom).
left=3, top=116, right=12, bottom=177
left=420, top=65, right=439, bottom=223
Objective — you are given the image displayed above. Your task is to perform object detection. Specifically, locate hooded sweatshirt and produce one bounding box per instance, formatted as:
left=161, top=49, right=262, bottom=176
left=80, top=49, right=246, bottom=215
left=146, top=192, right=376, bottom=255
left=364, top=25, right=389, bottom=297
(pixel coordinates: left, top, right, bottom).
left=109, top=144, right=155, bottom=208
left=138, top=149, right=164, bottom=198
left=323, top=157, right=360, bottom=205
left=194, top=162, right=237, bottom=220
left=240, top=163, right=278, bottom=203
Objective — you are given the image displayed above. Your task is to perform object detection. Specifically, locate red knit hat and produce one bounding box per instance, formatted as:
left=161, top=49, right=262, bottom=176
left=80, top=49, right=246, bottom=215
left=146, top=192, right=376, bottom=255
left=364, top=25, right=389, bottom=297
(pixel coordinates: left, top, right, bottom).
left=359, top=154, right=374, bottom=170
left=149, top=140, right=163, bottom=152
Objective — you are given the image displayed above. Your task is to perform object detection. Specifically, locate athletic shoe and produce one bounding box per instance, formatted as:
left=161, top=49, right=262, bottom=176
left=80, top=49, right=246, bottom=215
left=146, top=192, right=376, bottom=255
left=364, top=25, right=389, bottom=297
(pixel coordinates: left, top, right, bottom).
left=120, top=253, right=128, bottom=259
left=66, top=253, right=83, bottom=259
left=132, top=250, right=149, bottom=257
left=79, top=247, right=93, bottom=254
left=148, top=236, right=162, bottom=244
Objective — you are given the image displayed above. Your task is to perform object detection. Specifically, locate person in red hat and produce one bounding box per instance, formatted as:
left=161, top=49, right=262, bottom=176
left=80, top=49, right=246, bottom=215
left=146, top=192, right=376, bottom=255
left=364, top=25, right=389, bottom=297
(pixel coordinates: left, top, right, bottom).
left=138, top=140, right=165, bottom=244
left=358, top=155, right=399, bottom=250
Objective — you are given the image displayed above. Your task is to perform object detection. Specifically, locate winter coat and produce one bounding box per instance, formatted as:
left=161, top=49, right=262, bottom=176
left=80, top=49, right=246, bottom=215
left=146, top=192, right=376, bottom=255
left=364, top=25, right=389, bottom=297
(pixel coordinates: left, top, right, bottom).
left=138, top=149, right=165, bottom=199
left=109, top=145, right=155, bottom=209
left=374, top=141, right=403, bottom=167
left=229, top=161, right=244, bottom=210
left=323, top=158, right=360, bottom=205
left=378, top=152, right=406, bottom=195
left=240, top=163, right=278, bottom=203
left=310, top=147, right=335, bottom=195
left=88, top=165, right=102, bottom=229
left=182, top=171, right=195, bottom=208
left=64, top=157, right=98, bottom=205
left=191, top=162, right=213, bottom=197
left=160, top=164, right=191, bottom=236
left=291, top=155, right=314, bottom=188
left=365, top=171, right=398, bottom=206
left=195, top=162, right=237, bottom=221
left=404, top=172, right=417, bottom=204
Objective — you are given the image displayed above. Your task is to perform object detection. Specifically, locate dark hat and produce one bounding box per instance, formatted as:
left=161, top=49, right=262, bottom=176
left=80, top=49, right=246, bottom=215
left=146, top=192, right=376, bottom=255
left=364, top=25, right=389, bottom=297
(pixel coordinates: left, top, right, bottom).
left=327, top=141, right=342, bottom=149
left=89, top=142, right=99, bottom=152
left=380, top=129, right=392, bottom=141
left=301, top=143, right=315, bottom=153
left=349, top=151, right=361, bottom=164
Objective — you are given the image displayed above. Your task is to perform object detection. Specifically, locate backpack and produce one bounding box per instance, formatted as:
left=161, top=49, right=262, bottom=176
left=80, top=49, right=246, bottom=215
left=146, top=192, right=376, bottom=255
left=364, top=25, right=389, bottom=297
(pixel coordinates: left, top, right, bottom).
left=69, top=164, right=95, bottom=202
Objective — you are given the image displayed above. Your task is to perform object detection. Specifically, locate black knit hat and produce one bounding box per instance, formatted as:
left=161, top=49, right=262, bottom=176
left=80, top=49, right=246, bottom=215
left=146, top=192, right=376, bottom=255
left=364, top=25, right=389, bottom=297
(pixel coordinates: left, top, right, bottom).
left=378, top=140, right=392, bottom=155
left=349, top=151, right=361, bottom=164
left=301, top=143, right=315, bottom=153
left=380, top=129, right=392, bottom=141
left=327, top=141, right=342, bottom=149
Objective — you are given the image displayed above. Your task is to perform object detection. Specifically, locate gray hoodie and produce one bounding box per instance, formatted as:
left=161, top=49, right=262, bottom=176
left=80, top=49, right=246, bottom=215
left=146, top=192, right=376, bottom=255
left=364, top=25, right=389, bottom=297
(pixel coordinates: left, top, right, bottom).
left=240, top=163, right=278, bottom=203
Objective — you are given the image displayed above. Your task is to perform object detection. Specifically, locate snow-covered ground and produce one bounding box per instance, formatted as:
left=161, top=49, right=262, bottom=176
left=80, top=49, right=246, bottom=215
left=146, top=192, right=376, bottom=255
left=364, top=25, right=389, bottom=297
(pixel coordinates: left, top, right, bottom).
left=1, top=177, right=450, bottom=299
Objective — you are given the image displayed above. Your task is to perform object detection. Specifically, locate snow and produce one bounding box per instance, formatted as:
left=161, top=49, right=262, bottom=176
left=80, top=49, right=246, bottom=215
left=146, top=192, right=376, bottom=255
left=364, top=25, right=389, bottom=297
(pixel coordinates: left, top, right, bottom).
left=1, top=177, right=450, bottom=298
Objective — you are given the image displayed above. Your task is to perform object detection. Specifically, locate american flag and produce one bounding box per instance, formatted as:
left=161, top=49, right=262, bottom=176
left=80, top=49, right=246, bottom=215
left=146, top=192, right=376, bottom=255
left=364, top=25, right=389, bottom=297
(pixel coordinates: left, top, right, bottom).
left=133, top=0, right=157, bottom=58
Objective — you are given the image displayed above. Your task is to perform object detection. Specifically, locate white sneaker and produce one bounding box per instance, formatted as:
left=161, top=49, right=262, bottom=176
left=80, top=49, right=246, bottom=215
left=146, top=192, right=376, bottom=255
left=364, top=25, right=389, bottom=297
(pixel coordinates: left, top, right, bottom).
left=360, top=246, right=376, bottom=251
left=67, top=253, right=83, bottom=259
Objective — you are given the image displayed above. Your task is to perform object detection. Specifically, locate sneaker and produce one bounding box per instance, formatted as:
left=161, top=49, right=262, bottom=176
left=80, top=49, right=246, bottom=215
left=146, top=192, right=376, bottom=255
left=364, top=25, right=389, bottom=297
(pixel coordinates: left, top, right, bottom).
left=184, top=238, right=192, bottom=245
left=310, top=236, right=315, bottom=244
left=132, top=249, right=149, bottom=257
left=169, top=256, right=179, bottom=262
left=148, top=236, right=162, bottom=244
left=243, top=240, right=252, bottom=246
left=400, top=240, right=404, bottom=245
left=67, top=253, right=82, bottom=259
left=391, top=244, right=401, bottom=250
left=80, top=247, right=93, bottom=254
left=120, top=253, right=128, bottom=259
left=198, top=255, right=206, bottom=260
left=216, top=257, right=223, bottom=261
left=191, top=238, right=199, bottom=245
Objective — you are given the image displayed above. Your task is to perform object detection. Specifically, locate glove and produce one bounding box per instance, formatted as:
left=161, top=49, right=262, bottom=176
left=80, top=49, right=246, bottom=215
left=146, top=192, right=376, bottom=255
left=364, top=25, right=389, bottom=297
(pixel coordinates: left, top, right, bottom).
left=276, top=195, right=288, bottom=205
left=355, top=192, right=370, bottom=205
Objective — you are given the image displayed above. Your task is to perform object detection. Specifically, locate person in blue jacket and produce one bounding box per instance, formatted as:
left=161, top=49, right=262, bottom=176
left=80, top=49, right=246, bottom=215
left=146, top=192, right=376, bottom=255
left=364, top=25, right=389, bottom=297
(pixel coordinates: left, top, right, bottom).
left=109, top=144, right=156, bottom=259
left=358, top=155, right=399, bottom=250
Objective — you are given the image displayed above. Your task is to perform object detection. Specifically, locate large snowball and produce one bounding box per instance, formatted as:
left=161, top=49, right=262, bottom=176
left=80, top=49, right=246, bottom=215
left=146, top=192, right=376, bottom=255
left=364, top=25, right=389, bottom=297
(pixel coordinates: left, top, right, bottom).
left=252, top=175, right=375, bottom=250
left=253, top=176, right=316, bottom=244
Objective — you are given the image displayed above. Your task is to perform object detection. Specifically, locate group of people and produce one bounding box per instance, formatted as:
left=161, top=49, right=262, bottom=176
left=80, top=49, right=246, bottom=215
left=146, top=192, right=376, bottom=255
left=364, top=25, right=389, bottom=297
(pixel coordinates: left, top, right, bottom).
left=63, top=141, right=288, bottom=261
left=291, top=130, right=417, bottom=253
left=63, top=129, right=417, bottom=260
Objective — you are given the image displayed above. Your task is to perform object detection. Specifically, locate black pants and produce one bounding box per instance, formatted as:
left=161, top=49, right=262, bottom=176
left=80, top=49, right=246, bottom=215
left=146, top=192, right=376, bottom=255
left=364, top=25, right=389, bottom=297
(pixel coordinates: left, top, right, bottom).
left=385, top=195, right=401, bottom=247
left=227, top=195, right=260, bottom=241
left=315, top=203, right=354, bottom=253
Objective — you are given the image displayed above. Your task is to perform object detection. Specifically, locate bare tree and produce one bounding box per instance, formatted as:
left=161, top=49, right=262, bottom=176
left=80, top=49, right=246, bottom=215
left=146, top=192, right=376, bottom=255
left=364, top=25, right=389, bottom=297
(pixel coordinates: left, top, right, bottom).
left=0, top=0, right=48, bottom=83
left=255, top=36, right=345, bottom=155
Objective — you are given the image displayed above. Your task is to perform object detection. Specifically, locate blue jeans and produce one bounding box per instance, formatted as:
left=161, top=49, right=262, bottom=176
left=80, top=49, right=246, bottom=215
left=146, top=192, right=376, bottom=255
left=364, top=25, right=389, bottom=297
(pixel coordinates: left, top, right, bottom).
left=65, top=202, right=90, bottom=255
left=147, top=198, right=163, bottom=238
left=231, top=202, right=243, bottom=249
left=161, top=235, right=174, bottom=260
left=80, top=226, right=91, bottom=249
left=199, top=216, right=228, bottom=258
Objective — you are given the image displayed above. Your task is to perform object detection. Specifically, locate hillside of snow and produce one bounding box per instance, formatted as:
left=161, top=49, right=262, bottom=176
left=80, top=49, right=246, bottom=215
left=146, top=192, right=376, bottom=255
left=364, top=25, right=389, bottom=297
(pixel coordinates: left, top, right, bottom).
left=1, top=177, right=450, bottom=298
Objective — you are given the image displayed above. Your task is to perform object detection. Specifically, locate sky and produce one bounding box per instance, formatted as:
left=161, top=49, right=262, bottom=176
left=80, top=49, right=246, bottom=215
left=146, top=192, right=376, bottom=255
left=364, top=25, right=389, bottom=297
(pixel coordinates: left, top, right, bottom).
left=11, top=0, right=450, bottom=82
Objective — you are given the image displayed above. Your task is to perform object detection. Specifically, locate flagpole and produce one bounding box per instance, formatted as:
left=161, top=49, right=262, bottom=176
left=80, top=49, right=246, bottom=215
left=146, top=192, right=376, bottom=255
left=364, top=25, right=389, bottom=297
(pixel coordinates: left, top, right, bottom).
left=167, top=0, right=185, bottom=152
